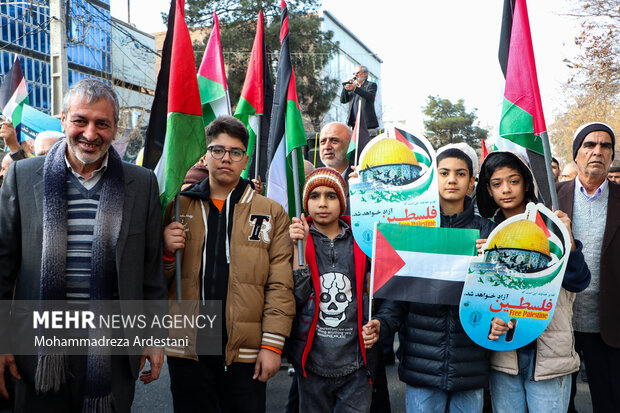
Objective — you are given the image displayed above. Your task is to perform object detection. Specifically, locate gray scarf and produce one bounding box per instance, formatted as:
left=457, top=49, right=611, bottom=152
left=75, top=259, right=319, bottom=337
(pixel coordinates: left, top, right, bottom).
left=38, top=140, right=125, bottom=412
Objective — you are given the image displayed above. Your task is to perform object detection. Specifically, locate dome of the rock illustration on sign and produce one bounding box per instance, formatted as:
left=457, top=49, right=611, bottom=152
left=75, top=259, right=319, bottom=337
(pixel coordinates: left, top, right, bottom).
left=484, top=219, right=551, bottom=273
left=359, top=138, right=422, bottom=186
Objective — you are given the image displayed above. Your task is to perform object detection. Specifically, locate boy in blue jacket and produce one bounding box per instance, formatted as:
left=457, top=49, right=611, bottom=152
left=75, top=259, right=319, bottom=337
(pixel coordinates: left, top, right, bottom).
left=363, top=147, right=495, bottom=413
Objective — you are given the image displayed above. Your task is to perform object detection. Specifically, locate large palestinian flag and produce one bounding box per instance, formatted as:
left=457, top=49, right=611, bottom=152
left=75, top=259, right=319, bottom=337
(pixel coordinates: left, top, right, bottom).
left=372, top=223, right=479, bottom=305
left=0, top=57, right=29, bottom=140
left=266, top=1, right=306, bottom=217
left=496, top=0, right=552, bottom=206
left=235, top=11, right=273, bottom=180
left=198, top=12, right=231, bottom=126
left=149, top=0, right=205, bottom=208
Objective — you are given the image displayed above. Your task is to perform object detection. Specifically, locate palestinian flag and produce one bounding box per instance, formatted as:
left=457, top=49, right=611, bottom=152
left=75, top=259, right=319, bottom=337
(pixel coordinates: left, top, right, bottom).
left=372, top=223, right=479, bottom=305
left=150, top=0, right=205, bottom=208
left=198, top=12, right=231, bottom=126
left=234, top=11, right=273, bottom=180
left=266, top=1, right=306, bottom=217
left=0, top=56, right=29, bottom=140
left=496, top=0, right=552, bottom=206
left=347, top=99, right=370, bottom=165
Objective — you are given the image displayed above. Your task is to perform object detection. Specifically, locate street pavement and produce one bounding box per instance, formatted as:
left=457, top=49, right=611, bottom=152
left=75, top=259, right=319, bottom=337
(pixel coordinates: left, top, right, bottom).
left=129, top=356, right=593, bottom=413
left=1, top=357, right=594, bottom=412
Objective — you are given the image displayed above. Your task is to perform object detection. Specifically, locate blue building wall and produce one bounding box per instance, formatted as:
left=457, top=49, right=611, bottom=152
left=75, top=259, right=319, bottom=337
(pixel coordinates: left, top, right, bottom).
left=0, top=0, right=112, bottom=114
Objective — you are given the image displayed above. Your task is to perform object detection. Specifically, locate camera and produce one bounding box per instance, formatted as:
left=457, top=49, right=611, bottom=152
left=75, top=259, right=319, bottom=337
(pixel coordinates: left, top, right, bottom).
left=342, top=80, right=354, bottom=86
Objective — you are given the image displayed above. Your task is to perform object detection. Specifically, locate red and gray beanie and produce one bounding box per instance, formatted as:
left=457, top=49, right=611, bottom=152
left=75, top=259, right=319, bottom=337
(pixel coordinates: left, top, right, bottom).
left=302, top=167, right=347, bottom=215
left=572, top=122, right=616, bottom=160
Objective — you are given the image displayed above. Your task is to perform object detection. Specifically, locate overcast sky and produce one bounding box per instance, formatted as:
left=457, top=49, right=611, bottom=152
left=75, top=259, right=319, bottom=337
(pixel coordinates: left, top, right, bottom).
left=110, top=0, right=582, bottom=139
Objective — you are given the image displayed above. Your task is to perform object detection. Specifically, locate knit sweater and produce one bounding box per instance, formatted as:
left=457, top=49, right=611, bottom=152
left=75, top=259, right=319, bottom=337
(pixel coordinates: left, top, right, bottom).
left=571, top=183, right=609, bottom=333
left=65, top=175, right=101, bottom=300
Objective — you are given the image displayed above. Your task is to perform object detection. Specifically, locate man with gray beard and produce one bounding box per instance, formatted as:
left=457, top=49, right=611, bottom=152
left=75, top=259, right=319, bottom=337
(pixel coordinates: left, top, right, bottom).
left=0, top=79, right=167, bottom=412
left=557, top=122, right=620, bottom=412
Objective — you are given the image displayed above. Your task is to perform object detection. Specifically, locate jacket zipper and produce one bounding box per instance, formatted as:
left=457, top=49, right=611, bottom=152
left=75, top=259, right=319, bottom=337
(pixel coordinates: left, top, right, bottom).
left=210, top=209, right=223, bottom=299
left=443, top=307, right=452, bottom=389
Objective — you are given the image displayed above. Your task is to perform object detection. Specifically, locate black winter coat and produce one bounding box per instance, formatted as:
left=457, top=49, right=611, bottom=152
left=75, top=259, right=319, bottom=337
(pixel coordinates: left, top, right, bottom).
left=375, top=197, right=495, bottom=391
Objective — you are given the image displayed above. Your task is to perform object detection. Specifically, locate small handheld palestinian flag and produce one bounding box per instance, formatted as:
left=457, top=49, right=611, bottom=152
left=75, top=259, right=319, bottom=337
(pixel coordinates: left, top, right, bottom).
left=0, top=56, right=29, bottom=141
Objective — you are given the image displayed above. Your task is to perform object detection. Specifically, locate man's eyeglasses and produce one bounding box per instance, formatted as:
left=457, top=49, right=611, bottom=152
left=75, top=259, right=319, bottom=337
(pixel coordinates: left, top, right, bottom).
left=207, top=146, right=246, bottom=162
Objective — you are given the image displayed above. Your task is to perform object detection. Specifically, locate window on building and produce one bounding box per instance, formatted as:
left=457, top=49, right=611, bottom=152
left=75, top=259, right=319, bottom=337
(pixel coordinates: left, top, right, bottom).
left=26, top=59, right=32, bottom=81
left=42, top=62, right=48, bottom=84
left=42, top=86, right=49, bottom=110
left=34, top=85, right=41, bottom=108
left=34, top=60, right=40, bottom=82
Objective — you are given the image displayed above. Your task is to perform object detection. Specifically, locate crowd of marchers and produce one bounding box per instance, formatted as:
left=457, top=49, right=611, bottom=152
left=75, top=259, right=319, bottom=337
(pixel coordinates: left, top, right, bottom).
left=0, top=77, right=618, bottom=413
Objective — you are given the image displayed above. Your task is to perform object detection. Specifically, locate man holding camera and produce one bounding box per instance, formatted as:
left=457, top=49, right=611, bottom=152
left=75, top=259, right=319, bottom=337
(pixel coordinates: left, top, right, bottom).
left=340, top=65, right=378, bottom=130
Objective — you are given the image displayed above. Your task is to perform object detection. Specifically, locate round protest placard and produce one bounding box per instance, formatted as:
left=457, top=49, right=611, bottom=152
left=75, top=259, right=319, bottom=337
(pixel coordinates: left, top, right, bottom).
left=350, top=124, right=439, bottom=257
left=459, top=202, right=571, bottom=350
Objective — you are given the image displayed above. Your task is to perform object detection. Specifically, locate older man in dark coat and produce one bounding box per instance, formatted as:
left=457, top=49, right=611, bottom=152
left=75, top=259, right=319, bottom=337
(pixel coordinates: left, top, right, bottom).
left=557, top=122, right=620, bottom=412
left=0, top=79, right=167, bottom=412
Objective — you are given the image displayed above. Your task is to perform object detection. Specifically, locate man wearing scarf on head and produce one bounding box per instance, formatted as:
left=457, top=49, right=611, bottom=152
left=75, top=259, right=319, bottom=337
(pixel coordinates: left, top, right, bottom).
left=0, top=79, right=167, bottom=412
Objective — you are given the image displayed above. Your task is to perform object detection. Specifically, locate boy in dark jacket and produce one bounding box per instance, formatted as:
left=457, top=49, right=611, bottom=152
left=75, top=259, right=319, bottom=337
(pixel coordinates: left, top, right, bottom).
left=363, top=147, right=495, bottom=413
left=289, top=167, right=372, bottom=412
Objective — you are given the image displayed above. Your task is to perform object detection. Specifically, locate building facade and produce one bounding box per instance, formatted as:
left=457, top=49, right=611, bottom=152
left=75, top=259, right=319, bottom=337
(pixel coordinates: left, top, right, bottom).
left=0, top=0, right=155, bottom=118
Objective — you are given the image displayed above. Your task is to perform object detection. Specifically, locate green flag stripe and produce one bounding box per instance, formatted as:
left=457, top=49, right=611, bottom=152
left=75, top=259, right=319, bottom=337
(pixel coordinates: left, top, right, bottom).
left=347, top=138, right=356, bottom=157
left=202, top=103, right=217, bottom=127
left=499, top=97, right=544, bottom=154
left=11, top=102, right=25, bottom=126
left=285, top=100, right=306, bottom=154
left=234, top=96, right=257, bottom=117
left=198, top=75, right=225, bottom=104
left=549, top=240, right=562, bottom=259
left=378, top=223, right=479, bottom=256
left=286, top=147, right=305, bottom=217
left=162, top=112, right=206, bottom=208
left=240, top=116, right=257, bottom=179
left=415, top=152, right=431, bottom=167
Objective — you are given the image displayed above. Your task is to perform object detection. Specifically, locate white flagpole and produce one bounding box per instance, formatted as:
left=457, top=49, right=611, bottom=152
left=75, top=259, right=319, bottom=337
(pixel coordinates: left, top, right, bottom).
left=225, top=89, right=232, bottom=116
left=540, top=131, right=558, bottom=210
left=354, top=98, right=362, bottom=166
left=254, top=116, right=261, bottom=179
left=369, top=222, right=378, bottom=322
left=291, top=147, right=304, bottom=266
left=174, top=195, right=182, bottom=302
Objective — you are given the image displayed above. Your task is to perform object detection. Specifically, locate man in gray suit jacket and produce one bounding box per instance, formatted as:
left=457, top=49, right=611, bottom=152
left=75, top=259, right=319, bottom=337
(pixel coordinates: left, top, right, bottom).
left=0, top=79, right=167, bottom=412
